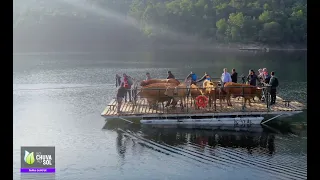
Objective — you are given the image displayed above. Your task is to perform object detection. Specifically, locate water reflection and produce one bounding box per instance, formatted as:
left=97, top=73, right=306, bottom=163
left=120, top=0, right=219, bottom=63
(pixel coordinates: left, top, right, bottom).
left=103, top=120, right=307, bottom=179
left=104, top=120, right=305, bottom=158
left=267, top=134, right=275, bottom=155
left=140, top=125, right=276, bottom=155
left=20, top=174, right=55, bottom=180
left=116, top=130, right=127, bottom=159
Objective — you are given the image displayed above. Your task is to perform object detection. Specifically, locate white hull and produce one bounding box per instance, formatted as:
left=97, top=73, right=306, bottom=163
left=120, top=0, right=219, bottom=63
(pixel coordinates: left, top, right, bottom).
left=140, top=116, right=264, bottom=125
left=141, top=124, right=264, bottom=133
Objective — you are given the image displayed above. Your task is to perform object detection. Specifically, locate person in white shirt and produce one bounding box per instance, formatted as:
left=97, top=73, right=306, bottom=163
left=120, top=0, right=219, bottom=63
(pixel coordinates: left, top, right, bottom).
left=258, top=69, right=264, bottom=81
left=221, top=68, right=232, bottom=87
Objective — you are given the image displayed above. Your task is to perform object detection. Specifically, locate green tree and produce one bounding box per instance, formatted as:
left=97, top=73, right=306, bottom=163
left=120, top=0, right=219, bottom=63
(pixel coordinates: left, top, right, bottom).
left=89, top=0, right=307, bottom=45
left=259, top=21, right=283, bottom=43
left=258, top=10, right=272, bottom=22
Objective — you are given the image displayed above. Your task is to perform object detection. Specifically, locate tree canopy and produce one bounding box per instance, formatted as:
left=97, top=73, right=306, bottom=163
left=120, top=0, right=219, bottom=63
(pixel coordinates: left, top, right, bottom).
left=90, top=0, right=307, bottom=45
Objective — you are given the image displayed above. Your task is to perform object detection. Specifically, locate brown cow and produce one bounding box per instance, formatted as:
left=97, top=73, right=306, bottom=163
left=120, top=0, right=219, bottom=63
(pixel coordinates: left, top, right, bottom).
left=203, top=80, right=226, bottom=109
left=237, top=89, right=263, bottom=101
left=164, top=83, right=188, bottom=110
left=138, top=83, right=177, bottom=109
left=189, top=84, right=205, bottom=109
left=223, top=82, right=262, bottom=106
left=255, top=87, right=263, bottom=101
left=203, top=79, right=219, bottom=88
left=140, top=78, right=180, bottom=86
left=237, top=87, right=263, bottom=102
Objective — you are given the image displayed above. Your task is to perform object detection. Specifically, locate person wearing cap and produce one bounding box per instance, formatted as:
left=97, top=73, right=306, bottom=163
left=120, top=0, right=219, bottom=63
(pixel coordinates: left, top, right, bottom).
left=167, top=71, right=175, bottom=79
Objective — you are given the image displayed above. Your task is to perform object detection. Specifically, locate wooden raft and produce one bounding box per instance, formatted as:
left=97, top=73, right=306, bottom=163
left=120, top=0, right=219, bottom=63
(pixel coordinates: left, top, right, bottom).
left=101, top=96, right=305, bottom=118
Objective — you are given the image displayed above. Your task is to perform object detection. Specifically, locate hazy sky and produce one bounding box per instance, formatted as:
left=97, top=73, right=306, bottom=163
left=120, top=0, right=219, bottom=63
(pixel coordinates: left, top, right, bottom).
left=13, top=0, right=147, bottom=53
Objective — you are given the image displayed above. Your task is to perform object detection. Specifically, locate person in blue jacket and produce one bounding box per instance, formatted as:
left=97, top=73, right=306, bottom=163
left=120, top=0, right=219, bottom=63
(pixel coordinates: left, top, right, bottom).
left=185, top=71, right=197, bottom=85
left=196, top=72, right=211, bottom=83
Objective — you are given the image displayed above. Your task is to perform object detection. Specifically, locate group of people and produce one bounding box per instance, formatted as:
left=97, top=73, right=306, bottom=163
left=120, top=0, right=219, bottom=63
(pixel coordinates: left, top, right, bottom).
left=115, top=71, right=173, bottom=113
left=144, top=71, right=174, bottom=81
left=115, top=68, right=279, bottom=113
left=184, top=68, right=237, bottom=86
left=115, top=73, right=135, bottom=105
left=246, top=68, right=271, bottom=86
left=173, top=67, right=279, bottom=105
left=245, top=68, right=279, bottom=105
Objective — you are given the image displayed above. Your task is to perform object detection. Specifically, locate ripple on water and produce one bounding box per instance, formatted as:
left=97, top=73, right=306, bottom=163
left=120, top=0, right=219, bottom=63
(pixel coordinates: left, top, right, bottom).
left=115, top=128, right=307, bottom=180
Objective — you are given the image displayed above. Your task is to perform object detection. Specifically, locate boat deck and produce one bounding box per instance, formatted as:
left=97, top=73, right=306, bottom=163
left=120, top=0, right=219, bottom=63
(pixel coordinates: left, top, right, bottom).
left=101, top=96, right=305, bottom=119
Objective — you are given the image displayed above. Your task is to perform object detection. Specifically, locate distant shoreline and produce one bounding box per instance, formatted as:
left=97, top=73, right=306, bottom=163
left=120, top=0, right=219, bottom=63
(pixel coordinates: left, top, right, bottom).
left=155, top=45, right=307, bottom=52
left=13, top=42, right=307, bottom=54
left=151, top=42, right=307, bottom=52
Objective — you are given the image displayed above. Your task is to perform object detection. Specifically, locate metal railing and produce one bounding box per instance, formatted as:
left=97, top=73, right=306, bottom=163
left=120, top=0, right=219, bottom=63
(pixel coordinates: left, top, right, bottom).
left=133, top=75, right=257, bottom=88
left=124, top=84, right=272, bottom=113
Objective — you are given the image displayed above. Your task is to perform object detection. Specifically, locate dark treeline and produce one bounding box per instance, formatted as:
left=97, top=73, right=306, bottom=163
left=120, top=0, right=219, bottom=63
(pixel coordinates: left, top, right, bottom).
left=92, top=0, right=307, bottom=46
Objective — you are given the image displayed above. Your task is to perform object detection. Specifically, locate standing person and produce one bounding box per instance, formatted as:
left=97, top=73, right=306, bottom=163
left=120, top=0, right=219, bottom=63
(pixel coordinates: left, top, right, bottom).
left=116, top=82, right=127, bottom=114
left=258, top=69, right=264, bottom=82
left=247, top=70, right=259, bottom=86
left=263, top=68, right=271, bottom=84
left=131, top=78, right=138, bottom=103
left=268, top=71, right=279, bottom=105
left=115, top=74, right=121, bottom=87
left=185, top=71, right=197, bottom=96
left=231, top=68, right=238, bottom=83
left=167, top=71, right=175, bottom=79
left=221, top=68, right=232, bottom=87
left=257, top=68, right=266, bottom=100
left=123, top=73, right=133, bottom=102
left=196, top=72, right=211, bottom=83
left=240, top=74, right=246, bottom=84
left=185, top=71, right=197, bottom=85
left=146, top=72, right=152, bottom=80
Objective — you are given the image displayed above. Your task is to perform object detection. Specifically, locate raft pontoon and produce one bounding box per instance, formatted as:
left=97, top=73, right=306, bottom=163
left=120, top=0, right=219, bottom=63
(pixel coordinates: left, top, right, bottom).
left=101, top=83, right=305, bottom=125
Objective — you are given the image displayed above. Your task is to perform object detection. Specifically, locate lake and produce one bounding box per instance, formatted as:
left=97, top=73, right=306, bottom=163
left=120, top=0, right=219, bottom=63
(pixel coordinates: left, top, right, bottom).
left=13, top=51, right=307, bottom=180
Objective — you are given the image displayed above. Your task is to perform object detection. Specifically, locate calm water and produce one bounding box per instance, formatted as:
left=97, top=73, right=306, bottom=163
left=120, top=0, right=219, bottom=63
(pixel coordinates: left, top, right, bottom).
left=13, top=51, right=307, bottom=180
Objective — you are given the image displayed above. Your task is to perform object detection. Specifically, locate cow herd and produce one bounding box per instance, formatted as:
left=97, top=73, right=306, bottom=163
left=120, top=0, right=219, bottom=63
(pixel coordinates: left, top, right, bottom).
left=136, top=78, right=263, bottom=110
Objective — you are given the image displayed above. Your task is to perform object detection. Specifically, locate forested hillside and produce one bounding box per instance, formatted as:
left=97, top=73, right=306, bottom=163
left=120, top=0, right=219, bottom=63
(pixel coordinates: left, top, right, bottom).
left=91, top=0, right=307, bottom=45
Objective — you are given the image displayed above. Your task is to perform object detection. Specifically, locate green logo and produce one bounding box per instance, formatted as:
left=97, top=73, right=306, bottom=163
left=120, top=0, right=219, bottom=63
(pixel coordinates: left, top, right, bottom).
left=24, top=150, right=35, bottom=165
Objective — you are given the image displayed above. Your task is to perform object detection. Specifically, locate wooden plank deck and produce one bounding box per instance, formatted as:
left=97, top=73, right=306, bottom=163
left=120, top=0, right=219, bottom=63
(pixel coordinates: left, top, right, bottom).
left=101, top=96, right=305, bottom=118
